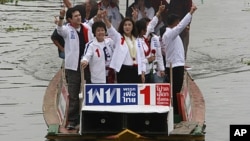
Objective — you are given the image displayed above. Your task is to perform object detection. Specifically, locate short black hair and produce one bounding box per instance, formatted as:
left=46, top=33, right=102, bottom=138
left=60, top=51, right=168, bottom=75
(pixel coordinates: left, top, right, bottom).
left=66, top=7, right=80, bottom=20
left=92, top=21, right=107, bottom=36
left=166, top=14, right=180, bottom=26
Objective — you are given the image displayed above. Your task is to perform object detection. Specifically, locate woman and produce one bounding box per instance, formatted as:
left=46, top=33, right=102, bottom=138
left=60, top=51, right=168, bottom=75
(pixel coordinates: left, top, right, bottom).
left=135, top=4, right=166, bottom=83
left=81, top=21, right=115, bottom=83
left=102, top=11, right=146, bottom=83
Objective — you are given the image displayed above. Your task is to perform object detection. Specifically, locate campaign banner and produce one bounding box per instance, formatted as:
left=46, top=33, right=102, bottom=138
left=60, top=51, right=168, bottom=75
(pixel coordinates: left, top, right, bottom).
left=84, top=83, right=171, bottom=106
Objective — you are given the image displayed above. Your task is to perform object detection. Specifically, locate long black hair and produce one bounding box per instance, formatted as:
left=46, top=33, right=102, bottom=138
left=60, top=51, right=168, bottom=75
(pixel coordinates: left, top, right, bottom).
left=118, top=17, right=138, bottom=37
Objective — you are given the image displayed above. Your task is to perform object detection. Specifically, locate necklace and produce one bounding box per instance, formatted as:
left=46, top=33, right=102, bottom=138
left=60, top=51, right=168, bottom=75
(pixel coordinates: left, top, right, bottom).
left=124, top=35, right=137, bottom=64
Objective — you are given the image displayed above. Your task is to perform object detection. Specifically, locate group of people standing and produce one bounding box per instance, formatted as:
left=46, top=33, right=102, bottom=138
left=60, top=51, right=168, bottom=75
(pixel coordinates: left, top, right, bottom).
left=51, top=0, right=197, bottom=130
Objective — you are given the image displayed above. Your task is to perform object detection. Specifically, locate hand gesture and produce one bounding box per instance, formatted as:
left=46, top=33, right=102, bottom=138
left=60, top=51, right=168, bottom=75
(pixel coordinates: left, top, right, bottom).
left=158, top=1, right=166, bottom=14
left=156, top=1, right=166, bottom=18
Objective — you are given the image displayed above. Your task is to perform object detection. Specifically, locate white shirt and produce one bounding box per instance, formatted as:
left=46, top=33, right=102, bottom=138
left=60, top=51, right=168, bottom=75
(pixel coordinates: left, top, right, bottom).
left=107, top=26, right=146, bottom=74
left=57, top=23, right=93, bottom=71
left=81, top=37, right=114, bottom=83
left=162, top=13, right=192, bottom=68
left=137, top=7, right=155, bottom=21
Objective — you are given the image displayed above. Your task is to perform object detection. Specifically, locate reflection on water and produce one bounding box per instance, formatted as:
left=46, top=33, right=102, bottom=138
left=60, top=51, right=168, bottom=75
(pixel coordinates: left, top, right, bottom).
left=1, top=0, right=250, bottom=141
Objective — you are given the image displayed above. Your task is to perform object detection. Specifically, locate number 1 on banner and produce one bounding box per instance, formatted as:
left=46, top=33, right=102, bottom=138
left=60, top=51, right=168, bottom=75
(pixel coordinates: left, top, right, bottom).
left=140, top=86, right=150, bottom=105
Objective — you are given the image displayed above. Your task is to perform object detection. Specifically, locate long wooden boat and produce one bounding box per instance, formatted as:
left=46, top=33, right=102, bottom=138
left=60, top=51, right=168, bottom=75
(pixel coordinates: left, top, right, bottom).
left=42, top=67, right=206, bottom=141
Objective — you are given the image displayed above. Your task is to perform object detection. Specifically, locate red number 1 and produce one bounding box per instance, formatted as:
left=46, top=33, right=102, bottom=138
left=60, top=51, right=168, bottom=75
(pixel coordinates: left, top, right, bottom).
left=140, top=86, right=150, bottom=105
left=95, top=49, right=100, bottom=57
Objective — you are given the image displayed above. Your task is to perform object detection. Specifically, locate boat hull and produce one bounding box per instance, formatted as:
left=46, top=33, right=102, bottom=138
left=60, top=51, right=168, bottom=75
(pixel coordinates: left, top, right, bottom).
left=43, top=69, right=206, bottom=141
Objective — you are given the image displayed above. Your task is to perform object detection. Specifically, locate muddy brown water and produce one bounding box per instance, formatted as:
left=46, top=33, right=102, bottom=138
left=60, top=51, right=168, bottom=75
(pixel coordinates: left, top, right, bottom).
left=1, top=0, right=250, bottom=141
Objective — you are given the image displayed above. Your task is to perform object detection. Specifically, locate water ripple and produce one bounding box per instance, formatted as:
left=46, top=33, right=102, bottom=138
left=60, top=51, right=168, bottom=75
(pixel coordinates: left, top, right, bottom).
left=0, top=68, right=13, bottom=70
left=0, top=103, right=18, bottom=106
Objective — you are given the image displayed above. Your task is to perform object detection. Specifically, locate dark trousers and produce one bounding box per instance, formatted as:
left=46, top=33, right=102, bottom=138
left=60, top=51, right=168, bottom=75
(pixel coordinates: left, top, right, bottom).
left=165, top=66, right=184, bottom=114
left=65, top=69, right=81, bottom=124
left=145, top=73, right=153, bottom=83
left=117, top=65, right=141, bottom=83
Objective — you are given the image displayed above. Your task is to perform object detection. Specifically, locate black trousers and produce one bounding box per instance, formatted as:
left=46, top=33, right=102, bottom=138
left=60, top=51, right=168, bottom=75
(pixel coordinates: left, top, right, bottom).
left=117, top=65, right=141, bottom=83
left=145, top=73, right=153, bottom=83
left=65, top=69, right=81, bottom=124
left=165, top=66, right=184, bottom=114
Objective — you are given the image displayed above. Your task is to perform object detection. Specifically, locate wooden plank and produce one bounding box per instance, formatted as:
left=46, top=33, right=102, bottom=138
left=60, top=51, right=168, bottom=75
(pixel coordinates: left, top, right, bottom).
left=170, top=121, right=198, bottom=135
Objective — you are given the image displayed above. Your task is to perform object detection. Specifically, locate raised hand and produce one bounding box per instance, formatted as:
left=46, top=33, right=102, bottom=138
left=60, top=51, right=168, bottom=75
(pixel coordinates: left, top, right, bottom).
left=59, top=5, right=66, bottom=18
left=190, top=4, right=197, bottom=15
left=158, top=1, right=166, bottom=14
left=102, top=9, right=112, bottom=28
left=156, top=1, right=166, bottom=18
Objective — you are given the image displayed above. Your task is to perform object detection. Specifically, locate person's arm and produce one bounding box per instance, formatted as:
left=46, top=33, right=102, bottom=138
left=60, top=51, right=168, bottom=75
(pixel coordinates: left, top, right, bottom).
left=87, top=8, right=103, bottom=27
left=145, top=3, right=165, bottom=37
left=51, top=29, right=64, bottom=51
left=57, top=7, right=65, bottom=27
left=63, top=0, right=72, bottom=8
left=103, top=10, right=112, bottom=28
left=166, top=5, right=197, bottom=41
left=81, top=42, right=93, bottom=69
left=103, top=10, right=121, bottom=44
left=52, top=39, right=64, bottom=52
left=56, top=7, right=68, bottom=38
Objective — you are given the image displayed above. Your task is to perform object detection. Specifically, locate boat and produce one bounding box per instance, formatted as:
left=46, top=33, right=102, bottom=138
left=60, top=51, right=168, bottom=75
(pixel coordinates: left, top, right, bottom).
left=42, top=66, right=206, bottom=141
left=43, top=1, right=205, bottom=140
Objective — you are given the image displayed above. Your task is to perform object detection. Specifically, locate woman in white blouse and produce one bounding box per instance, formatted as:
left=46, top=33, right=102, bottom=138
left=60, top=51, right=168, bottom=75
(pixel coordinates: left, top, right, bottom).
left=102, top=10, right=146, bottom=83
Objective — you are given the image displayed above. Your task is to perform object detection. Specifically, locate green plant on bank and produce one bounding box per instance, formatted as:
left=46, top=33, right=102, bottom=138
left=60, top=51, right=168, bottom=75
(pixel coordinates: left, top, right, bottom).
left=0, top=0, right=18, bottom=5
left=241, top=58, right=250, bottom=66
left=4, top=23, right=39, bottom=32
left=244, top=61, right=250, bottom=66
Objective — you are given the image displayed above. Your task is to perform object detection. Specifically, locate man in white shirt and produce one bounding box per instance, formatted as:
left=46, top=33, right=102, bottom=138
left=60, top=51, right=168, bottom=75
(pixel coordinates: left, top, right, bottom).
left=56, top=6, right=94, bottom=130
left=162, top=4, right=197, bottom=115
